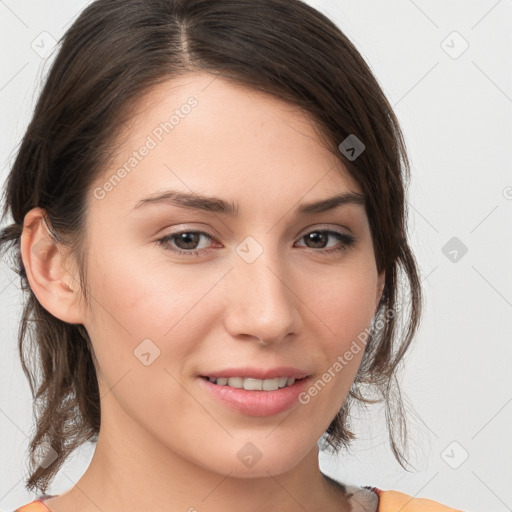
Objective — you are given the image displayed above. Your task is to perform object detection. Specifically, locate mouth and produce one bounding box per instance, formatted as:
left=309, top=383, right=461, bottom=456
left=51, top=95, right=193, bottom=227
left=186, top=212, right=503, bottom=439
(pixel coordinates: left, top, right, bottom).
left=198, top=374, right=312, bottom=417
left=200, top=375, right=306, bottom=391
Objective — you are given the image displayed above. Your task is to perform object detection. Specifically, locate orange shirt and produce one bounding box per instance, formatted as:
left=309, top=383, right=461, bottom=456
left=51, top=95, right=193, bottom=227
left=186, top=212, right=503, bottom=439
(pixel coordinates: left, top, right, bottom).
left=375, top=488, right=464, bottom=511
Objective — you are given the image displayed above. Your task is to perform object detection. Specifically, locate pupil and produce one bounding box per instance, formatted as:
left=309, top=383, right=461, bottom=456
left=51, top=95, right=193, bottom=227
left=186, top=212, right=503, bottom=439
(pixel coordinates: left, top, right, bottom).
left=178, top=232, right=199, bottom=249
left=307, top=232, right=326, bottom=248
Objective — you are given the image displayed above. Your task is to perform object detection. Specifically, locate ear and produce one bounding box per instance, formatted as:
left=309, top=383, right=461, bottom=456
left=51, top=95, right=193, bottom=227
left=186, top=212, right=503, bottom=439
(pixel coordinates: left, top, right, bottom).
left=375, top=269, right=385, bottom=311
left=20, top=207, right=86, bottom=324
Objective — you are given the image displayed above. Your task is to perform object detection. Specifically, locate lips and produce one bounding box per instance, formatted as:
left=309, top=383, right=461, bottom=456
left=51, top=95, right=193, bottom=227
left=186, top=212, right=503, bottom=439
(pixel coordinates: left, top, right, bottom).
left=200, top=366, right=310, bottom=381
left=199, top=373, right=312, bottom=416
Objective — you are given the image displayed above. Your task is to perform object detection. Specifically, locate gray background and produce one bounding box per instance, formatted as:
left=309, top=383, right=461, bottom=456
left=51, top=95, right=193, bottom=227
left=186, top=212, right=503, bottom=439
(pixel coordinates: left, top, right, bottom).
left=1, top=1, right=511, bottom=511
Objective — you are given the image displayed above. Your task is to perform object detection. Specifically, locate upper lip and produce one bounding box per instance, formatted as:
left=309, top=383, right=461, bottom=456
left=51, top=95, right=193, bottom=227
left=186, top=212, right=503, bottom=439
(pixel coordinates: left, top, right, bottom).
left=200, top=366, right=310, bottom=380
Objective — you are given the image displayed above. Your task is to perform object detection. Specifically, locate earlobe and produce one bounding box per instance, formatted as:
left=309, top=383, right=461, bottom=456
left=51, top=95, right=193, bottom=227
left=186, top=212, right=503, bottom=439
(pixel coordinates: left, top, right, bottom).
left=20, top=207, right=84, bottom=324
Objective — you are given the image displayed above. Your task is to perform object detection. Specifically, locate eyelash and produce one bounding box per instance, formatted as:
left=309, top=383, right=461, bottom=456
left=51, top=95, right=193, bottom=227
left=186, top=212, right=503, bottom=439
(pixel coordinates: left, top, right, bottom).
left=155, top=229, right=357, bottom=257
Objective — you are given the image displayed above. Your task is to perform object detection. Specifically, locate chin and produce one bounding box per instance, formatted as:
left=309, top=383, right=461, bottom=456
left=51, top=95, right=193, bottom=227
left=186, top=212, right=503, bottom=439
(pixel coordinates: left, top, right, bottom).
left=219, top=458, right=302, bottom=479
left=201, top=440, right=310, bottom=479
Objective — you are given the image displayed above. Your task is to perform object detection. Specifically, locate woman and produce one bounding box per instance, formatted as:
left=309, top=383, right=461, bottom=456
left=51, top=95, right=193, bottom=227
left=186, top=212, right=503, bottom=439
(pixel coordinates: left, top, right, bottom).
left=0, top=0, right=463, bottom=510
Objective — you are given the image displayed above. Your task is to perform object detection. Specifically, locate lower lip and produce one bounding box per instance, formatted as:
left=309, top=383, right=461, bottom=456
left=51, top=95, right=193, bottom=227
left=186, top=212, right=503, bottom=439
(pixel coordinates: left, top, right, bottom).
left=198, top=376, right=311, bottom=417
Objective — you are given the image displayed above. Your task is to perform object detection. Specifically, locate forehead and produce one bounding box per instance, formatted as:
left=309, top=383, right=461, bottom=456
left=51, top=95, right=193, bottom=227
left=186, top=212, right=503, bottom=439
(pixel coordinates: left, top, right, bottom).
left=91, top=71, right=362, bottom=217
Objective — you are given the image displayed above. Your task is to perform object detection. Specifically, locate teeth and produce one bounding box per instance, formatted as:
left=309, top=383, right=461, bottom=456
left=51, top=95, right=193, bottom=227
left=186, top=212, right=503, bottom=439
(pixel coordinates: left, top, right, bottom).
left=278, top=376, right=288, bottom=388
left=208, top=376, right=298, bottom=390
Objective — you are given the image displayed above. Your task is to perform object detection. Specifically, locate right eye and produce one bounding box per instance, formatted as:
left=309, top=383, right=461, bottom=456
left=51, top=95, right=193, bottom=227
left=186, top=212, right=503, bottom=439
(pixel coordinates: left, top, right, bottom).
left=156, top=230, right=218, bottom=256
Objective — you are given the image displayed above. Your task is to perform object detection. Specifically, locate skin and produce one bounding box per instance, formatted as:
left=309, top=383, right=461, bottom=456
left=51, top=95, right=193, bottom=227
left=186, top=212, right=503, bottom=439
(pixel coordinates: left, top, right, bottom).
left=21, top=71, right=384, bottom=512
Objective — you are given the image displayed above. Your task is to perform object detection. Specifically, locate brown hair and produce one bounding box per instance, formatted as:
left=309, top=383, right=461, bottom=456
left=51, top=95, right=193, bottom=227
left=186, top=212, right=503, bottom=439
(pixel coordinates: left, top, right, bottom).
left=0, top=0, right=422, bottom=494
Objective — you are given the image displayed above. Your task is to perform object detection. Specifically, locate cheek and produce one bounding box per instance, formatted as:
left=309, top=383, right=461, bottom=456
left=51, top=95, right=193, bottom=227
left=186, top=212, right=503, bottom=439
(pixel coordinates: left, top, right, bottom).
left=308, top=260, right=379, bottom=343
left=83, top=247, right=225, bottom=374
left=298, top=260, right=378, bottom=407
left=81, top=250, right=212, bottom=426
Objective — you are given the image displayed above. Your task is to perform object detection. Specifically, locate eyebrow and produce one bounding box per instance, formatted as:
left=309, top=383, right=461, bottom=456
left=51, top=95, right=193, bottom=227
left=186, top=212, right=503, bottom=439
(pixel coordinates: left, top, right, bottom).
left=130, top=189, right=365, bottom=216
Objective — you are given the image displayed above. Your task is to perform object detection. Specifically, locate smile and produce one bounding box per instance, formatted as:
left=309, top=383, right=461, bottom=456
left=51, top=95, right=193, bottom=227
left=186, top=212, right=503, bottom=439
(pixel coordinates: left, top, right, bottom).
left=204, top=376, right=299, bottom=390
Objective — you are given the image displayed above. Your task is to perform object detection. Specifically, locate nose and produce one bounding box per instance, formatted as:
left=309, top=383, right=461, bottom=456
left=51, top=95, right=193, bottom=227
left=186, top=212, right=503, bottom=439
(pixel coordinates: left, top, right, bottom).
left=223, top=242, right=301, bottom=346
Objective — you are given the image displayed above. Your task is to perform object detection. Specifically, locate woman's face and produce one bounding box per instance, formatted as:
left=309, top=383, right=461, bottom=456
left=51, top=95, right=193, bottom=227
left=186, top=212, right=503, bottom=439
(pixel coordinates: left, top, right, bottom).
left=78, top=71, right=384, bottom=477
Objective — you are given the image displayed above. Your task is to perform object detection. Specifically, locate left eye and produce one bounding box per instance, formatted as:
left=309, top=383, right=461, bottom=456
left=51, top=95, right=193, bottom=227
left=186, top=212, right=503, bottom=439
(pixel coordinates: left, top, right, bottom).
left=295, top=230, right=356, bottom=253
left=156, top=229, right=356, bottom=256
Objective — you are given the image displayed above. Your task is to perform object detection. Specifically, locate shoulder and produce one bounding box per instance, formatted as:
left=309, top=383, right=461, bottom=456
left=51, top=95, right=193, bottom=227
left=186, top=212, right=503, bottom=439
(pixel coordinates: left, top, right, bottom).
left=13, top=501, right=50, bottom=512
left=376, top=489, right=464, bottom=511
left=13, top=495, right=54, bottom=512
